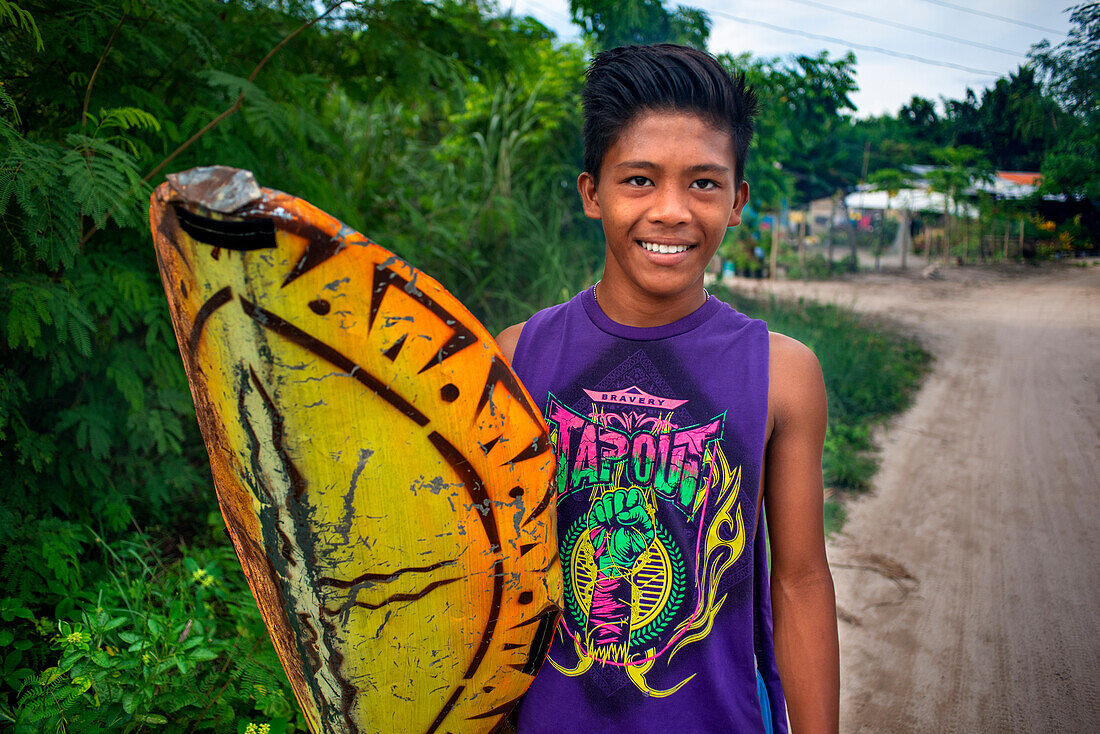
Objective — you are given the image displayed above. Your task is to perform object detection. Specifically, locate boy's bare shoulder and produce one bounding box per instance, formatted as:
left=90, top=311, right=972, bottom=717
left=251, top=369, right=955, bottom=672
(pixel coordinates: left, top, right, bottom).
left=768, top=331, right=826, bottom=422
left=769, top=331, right=821, bottom=375
left=495, top=321, right=527, bottom=363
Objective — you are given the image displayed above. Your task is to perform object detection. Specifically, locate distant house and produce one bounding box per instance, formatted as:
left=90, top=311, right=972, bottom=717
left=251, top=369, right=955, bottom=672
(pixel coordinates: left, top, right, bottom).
left=805, top=169, right=1043, bottom=230
left=978, top=171, right=1043, bottom=199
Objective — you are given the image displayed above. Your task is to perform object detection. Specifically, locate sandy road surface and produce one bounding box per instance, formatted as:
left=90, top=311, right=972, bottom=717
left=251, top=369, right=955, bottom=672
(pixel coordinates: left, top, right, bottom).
left=734, top=265, right=1100, bottom=732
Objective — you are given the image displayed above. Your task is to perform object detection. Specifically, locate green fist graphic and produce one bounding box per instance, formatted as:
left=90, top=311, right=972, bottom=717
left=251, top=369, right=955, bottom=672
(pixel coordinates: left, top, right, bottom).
left=587, top=487, right=656, bottom=578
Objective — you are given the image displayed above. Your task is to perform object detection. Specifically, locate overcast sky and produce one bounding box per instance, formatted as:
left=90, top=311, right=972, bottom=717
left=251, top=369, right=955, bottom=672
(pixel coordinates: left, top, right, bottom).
left=508, top=0, right=1076, bottom=117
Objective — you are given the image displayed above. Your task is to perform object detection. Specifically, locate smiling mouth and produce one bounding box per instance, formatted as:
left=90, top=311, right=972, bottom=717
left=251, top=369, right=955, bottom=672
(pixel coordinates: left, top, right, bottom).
left=639, top=240, right=694, bottom=254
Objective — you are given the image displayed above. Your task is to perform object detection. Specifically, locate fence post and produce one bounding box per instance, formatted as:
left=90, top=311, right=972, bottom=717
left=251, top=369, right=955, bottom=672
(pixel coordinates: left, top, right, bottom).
left=798, top=207, right=807, bottom=271
left=828, top=195, right=837, bottom=266
left=770, top=211, right=780, bottom=280
left=901, top=209, right=909, bottom=270
left=926, top=218, right=933, bottom=265
left=962, top=209, right=970, bottom=265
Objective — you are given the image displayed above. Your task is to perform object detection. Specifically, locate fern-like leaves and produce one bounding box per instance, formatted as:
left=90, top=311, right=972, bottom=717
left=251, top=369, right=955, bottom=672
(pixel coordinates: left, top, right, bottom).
left=0, top=0, right=44, bottom=51
left=61, top=133, right=148, bottom=230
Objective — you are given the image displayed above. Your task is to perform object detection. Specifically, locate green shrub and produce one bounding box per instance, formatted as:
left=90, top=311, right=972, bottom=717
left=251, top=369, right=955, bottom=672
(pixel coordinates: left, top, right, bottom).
left=715, top=287, right=930, bottom=497
left=823, top=424, right=878, bottom=490
left=781, top=252, right=855, bottom=280
left=9, top=538, right=302, bottom=733
left=823, top=500, right=847, bottom=537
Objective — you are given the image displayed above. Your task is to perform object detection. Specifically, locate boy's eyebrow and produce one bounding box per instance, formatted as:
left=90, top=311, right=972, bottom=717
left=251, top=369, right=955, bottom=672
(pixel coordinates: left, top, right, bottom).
left=614, top=160, right=731, bottom=174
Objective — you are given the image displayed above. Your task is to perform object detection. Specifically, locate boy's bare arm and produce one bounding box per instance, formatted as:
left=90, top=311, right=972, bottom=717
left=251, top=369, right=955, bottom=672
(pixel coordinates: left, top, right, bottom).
left=765, top=333, right=840, bottom=734
left=496, top=322, right=526, bottom=363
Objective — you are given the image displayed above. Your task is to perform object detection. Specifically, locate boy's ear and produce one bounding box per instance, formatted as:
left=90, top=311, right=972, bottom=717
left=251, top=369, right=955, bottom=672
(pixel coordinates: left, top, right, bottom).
left=727, top=180, right=750, bottom=228
left=578, top=172, right=602, bottom=220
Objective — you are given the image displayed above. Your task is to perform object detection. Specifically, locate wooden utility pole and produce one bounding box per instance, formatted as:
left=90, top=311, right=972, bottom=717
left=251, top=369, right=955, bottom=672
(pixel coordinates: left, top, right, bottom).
left=962, top=208, right=970, bottom=265
left=770, top=211, right=780, bottom=280
left=900, top=209, right=909, bottom=270
left=828, top=194, right=837, bottom=266
left=1018, top=217, right=1025, bottom=258
left=926, top=218, right=933, bottom=265
left=798, top=207, right=807, bottom=271
left=1003, top=220, right=1010, bottom=260
left=981, top=215, right=990, bottom=264
left=854, top=142, right=870, bottom=268
left=943, top=203, right=952, bottom=266
left=875, top=211, right=885, bottom=272
left=846, top=206, right=858, bottom=271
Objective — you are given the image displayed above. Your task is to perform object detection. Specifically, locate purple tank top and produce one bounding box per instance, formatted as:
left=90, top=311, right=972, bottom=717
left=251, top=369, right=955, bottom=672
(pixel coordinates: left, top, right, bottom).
left=512, top=288, right=787, bottom=732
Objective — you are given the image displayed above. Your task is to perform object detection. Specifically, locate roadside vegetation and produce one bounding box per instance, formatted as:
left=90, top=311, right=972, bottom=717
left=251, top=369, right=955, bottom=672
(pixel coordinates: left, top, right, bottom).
left=717, top=288, right=931, bottom=534
left=0, top=0, right=1089, bottom=729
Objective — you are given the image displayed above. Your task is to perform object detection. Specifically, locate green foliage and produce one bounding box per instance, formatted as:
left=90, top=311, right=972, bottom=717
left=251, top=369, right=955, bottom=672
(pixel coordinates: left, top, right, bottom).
left=1030, top=2, right=1100, bottom=204
left=0, top=0, right=608, bottom=723
left=570, top=0, right=710, bottom=50
left=823, top=424, right=878, bottom=491
left=781, top=252, right=851, bottom=281
left=1039, top=136, right=1100, bottom=200
left=1030, top=2, right=1100, bottom=121
left=716, top=288, right=930, bottom=492
left=822, top=500, right=846, bottom=537
left=868, top=168, right=909, bottom=197
left=323, top=34, right=597, bottom=332
left=945, top=67, right=1064, bottom=172
left=898, top=96, right=944, bottom=144
left=1, top=0, right=345, bottom=719
left=0, top=0, right=42, bottom=51
left=11, top=538, right=302, bottom=732
left=728, top=50, right=859, bottom=207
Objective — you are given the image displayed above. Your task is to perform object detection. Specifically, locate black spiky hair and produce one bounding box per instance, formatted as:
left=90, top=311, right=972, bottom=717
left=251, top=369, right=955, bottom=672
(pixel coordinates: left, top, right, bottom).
left=582, top=44, right=759, bottom=184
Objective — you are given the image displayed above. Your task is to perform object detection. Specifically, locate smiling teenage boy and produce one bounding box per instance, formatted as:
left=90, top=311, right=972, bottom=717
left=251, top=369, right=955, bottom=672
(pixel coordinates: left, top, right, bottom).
left=497, top=44, right=839, bottom=732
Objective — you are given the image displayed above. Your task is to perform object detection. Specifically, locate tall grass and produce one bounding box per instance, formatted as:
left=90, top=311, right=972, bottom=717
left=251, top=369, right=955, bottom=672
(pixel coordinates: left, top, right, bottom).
left=715, top=287, right=931, bottom=521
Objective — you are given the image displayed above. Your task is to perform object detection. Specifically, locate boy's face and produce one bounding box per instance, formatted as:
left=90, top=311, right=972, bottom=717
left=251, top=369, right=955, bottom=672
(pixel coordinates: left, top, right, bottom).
left=579, top=110, right=748, bottom=307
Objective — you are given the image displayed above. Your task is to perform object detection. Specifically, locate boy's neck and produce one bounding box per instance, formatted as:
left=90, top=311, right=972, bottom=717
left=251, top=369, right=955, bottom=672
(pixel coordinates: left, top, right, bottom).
left=592, top=278, right=710, bottom=328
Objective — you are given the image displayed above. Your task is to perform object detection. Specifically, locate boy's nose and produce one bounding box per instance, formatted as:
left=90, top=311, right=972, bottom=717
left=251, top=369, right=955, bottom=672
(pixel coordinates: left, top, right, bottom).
left=646, top=184, right=691, bottom=225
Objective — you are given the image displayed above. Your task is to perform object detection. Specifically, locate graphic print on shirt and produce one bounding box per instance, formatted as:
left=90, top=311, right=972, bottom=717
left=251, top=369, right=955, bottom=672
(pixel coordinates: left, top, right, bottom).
left=543, top=383, right=749, bottom=698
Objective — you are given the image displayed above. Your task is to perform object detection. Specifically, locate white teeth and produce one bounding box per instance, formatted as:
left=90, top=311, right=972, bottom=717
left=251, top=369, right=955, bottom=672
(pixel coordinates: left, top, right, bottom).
left=640, top=241, right=691, bottom=254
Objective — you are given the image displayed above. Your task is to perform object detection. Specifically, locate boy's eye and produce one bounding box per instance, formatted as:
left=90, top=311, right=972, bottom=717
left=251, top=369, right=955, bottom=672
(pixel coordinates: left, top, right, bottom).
left=624, top=175, right=653, bottom=187
left=690, top=179, right=719, bottom=190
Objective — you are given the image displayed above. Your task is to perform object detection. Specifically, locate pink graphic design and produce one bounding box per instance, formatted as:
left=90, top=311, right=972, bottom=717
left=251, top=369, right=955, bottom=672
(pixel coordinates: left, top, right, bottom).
left=548, top=399, right=720, bottom=513
left=545, top=389, right=748, bottom=697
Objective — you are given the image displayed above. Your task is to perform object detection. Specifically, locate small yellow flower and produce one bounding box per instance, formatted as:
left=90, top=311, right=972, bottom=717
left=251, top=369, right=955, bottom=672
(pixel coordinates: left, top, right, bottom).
left=200, top=574, right=215, bottom=588
left=245, top=725, right=259, bottom=734
left=65, top=632, right=88, bottom=646
left=142, top=653, right=152, bottom=665
left=258, top=725, right=270, bottom=734
left=191, top=568, right=209, bottom=583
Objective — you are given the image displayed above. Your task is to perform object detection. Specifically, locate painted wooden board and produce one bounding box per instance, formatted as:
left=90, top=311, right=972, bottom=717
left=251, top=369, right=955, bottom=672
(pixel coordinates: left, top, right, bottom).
left=149, top=166, right=561, bottom=734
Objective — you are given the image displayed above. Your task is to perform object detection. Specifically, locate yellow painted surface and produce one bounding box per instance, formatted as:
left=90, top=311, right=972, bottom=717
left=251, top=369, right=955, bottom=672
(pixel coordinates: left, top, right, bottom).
left=150, top=172, right=561, bottom=734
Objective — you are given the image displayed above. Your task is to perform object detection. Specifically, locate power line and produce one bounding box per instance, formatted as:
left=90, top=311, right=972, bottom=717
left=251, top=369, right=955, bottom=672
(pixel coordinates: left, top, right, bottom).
left=781, top=0, right=1027, bottom=57
left=708, top=9, right=1004, bottom=76
left=913, top=0, right=1064, bottom=35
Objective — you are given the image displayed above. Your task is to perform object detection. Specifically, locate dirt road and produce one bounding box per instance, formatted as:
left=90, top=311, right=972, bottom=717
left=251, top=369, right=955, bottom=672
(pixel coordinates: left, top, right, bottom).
left=736, top=264, right=1100, bottom=732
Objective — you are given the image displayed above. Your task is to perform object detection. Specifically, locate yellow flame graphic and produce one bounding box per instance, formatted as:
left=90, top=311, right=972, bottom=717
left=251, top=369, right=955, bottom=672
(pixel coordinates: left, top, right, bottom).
left=626, top=648, right=697, bottom=697
left=669, top=448, right=744, bottom=663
